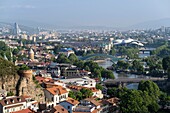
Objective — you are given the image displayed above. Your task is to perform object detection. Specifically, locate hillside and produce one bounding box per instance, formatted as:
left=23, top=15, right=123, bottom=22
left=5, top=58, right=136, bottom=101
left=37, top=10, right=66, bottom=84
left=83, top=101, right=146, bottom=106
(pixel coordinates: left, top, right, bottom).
left=0, top=57, right=18, bottom=77
left=0, top=58, right=45, bottom=102
left=129, top=18, right=170, bottom=29
left=0, top=58, right=19, bottom=95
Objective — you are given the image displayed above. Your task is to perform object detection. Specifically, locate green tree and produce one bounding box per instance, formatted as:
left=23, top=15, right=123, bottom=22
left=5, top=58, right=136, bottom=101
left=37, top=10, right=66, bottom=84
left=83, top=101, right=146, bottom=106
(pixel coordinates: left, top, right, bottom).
left=19, top=64, right=30, bottom=71
left=107, top=87, right=117, bottom=97
left=68, top=53, right=78, bottom=64
left=54, top=44, right=62, bottom=54
left=110, top=48, right=116, bottom=56
left=0, top=57, right=18, bottom=77
left=159, top=92, right=170, bottom=109
left=74, top=60, right=84, bottom=69
left=162, top=56, right=170, bottom=79
left=96, top=83, right=103, bottom=90
left=132, top=60, right=144, bottom=74
left=162, top=56, right=170, bottom=71
left=80, top=88, right=93, bottom=98
left=138, top=80, right=160, bottom=113
left=117, top=46, right=139, bottom=59
left=76, top=91, right=83, bottom=100
left=101, top=69, right=115, bottom=79
left=120, top=90, right=148, bottom=113
left=117, top=60, right=129, bottom=70
left=0, top=41, right=8, bottom=51
left=68, top=91, right=76, bottom=100
left=56, top=53, right=70, bottom=63
left=13, top=48, right=20, bottom=55
left=148, top=101, right=159, bottom=113
left=93, top=69, right=102, bottom=79
left=138, top=80, right=160, bottom=100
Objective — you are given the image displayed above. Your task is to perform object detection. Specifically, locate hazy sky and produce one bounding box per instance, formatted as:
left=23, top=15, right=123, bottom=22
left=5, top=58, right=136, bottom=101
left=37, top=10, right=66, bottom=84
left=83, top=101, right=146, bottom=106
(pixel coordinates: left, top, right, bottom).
left=0, top=0, right=170, bottom=28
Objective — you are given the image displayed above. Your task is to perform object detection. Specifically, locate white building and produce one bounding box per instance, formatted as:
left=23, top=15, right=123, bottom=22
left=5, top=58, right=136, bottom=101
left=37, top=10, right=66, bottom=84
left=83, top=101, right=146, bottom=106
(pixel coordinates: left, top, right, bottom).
left=44, top=86, right=68, bottom=106
left=61, top=76, right=96, bottom=88
left=114, top=38, right=144, bottom=46
left=73, top=98, right=101, bottom=113
left=0, top=96, right=38, bottom=113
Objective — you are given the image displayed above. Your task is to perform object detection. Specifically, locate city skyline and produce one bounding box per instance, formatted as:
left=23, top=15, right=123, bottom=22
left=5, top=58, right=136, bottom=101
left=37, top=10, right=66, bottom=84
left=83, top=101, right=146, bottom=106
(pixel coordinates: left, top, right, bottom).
left=0, top=0, right=170, bottom=29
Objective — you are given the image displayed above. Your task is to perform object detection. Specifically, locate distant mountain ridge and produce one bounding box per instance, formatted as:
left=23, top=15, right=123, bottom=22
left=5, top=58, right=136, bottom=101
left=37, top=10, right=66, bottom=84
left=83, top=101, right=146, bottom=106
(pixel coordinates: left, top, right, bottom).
left=128, top=18, right=170, bottom=29
left=1, top=18, right=170, bottom=31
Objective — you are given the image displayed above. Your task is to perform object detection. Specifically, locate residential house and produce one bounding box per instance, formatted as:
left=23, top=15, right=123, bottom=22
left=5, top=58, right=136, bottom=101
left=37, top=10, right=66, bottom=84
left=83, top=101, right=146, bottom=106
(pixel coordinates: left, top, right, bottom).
left=60, top=97, right=79, bottom=113
left=51, top=105, right=68, bottom=113
left=0, top=96, right=38, bottom=113
left=0, top=96, right=26, bottom=113
left=44, top=86, right=68, bottom=106
left=73, top=98, right=102, bottom=113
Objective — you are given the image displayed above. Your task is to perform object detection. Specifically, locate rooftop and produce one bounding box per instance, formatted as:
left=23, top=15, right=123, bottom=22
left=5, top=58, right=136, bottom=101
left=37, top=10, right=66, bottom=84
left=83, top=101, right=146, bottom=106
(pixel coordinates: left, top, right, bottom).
left=64, top=97, right=79, bottom=105
left=51, top=105, right=68, bottom=113
left=68, top=85, right=99, bottom=93
left=0, top=96, right=25, bottom=106
left=45, top=86, right=68, bottom=95
left=84, top=98, right=101, bottom=106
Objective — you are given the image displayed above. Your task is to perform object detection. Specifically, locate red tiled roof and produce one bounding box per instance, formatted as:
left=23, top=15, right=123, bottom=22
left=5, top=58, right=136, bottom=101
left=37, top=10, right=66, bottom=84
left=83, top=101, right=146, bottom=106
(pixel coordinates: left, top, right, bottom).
left=46, top=86, right=68, bottom=95
left=68, top=85, right=99, bottom=92
left=84, top=98, right=101, bottom=106
left=35, top=76, right=53, bottom=83
left=52, top=105, right=68, bottom=113
left=65, top=97, right=79, bottom=105
left=0, top=96, right=25, bottom=106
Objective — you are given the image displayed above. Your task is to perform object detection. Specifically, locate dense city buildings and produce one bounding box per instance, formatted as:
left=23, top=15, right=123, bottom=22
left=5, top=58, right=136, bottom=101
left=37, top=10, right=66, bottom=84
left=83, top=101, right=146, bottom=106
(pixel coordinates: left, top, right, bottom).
left=0, top=22, right=170, bottom=112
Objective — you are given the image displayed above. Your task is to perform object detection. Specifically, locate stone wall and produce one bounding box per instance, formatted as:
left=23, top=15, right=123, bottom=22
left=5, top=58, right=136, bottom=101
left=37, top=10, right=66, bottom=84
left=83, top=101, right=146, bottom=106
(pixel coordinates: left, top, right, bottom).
left=0, top=71, right=45, bottom=102
left=17, top=76, right=45, bottom=102
left=0, top=75, right=20, bottom=95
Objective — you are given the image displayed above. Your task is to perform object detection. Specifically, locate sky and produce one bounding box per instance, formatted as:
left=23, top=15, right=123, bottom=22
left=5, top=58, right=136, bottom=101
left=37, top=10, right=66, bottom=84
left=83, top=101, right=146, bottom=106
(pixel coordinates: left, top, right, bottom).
left=0, top=0, right=170, bottom=28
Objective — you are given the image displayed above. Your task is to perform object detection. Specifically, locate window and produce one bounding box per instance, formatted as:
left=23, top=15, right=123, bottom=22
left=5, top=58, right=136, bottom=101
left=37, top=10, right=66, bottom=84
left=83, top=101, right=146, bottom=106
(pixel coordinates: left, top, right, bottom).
left=52, top=97, right=54, bottom=101
left=68, top=106, right=70, bottom=109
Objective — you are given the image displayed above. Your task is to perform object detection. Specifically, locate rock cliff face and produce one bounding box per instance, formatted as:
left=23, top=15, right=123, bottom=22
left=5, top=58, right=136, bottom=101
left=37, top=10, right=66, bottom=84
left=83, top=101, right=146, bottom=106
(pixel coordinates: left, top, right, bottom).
left=0, top=58, right=20, bottom=95
left=17, top=75, right=45, bottom=102
left=0, top=75, right=20, bottom=95
left=0, top=58, right=45, bottom=102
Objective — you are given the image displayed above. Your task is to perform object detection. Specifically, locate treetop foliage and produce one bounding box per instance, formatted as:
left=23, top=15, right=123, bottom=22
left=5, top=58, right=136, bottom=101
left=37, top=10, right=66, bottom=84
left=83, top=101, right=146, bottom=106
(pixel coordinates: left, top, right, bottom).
left=0, top=57, right=18, bottom=77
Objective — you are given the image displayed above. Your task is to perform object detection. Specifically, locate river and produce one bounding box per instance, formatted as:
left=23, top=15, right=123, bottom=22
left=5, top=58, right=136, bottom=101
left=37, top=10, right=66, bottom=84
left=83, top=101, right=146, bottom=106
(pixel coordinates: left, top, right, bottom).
left=97, top=59, right=146, bottom=89
left=97, top=51, right=153, bottom=89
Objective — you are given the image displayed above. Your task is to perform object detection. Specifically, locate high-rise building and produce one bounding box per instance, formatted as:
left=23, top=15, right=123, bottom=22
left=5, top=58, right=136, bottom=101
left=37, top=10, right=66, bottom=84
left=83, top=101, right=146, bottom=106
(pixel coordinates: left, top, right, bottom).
left=13, top=23, right=21, bottom=35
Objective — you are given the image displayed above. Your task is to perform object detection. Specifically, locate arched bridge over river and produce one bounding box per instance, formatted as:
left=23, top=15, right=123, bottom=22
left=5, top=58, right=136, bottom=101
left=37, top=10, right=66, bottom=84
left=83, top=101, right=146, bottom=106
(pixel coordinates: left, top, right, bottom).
left=104, top=77, right=166, bottom=87
left=79, top=54, right=123, bottom=61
